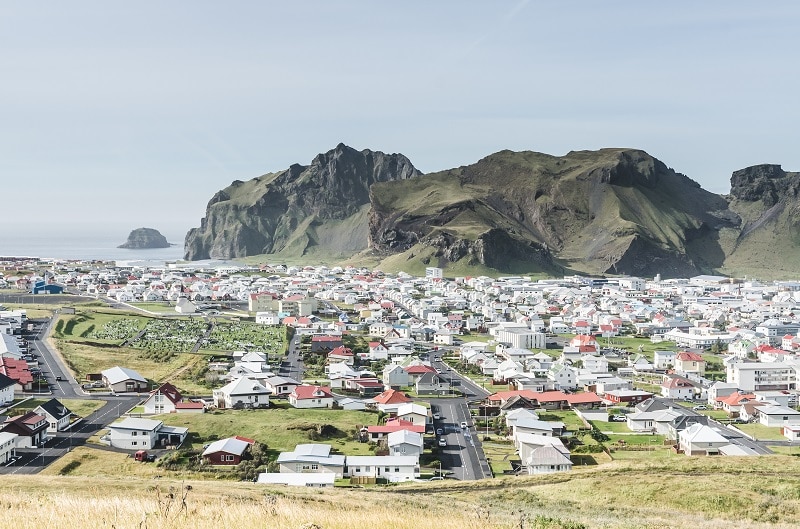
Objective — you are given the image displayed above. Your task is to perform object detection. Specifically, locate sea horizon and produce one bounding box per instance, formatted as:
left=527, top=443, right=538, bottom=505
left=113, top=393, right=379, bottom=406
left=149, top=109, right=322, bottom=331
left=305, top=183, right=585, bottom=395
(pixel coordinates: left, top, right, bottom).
left=0, top=228, right=187, bottom=262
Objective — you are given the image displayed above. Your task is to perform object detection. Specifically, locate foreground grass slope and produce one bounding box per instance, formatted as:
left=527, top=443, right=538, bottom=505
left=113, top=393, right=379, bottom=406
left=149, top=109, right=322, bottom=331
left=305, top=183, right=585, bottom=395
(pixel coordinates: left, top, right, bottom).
left=9, top=456, right=800, bottom=529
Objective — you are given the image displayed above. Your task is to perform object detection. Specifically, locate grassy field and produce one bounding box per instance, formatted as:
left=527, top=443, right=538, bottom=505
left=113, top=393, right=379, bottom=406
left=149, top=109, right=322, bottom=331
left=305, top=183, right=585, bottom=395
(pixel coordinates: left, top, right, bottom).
left=733, top=422, right=787, bottom=441
left=481, top=440, right=517, bottom=476
left=7, top=398, right=105, bottom=418
left=13, top=454, right=800, bottom=529
left=155, top=405, right=381, bottom=455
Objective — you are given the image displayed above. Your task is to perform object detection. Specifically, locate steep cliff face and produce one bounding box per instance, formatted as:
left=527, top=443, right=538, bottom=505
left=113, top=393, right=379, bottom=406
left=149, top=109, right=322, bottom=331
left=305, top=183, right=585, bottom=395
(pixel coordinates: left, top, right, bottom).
left=184, top=144, right=420, bottom=260
left=118, top=228, right=170, bottom=249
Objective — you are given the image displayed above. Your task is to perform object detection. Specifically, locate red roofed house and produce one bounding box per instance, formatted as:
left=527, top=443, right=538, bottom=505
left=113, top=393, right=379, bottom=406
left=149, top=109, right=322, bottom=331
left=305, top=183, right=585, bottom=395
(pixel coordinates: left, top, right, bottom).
left=0, top=357, right=33, bottom=391
left=366, top=418, right=425, bottom=442
left=719, top=392, right=756, bottom=417
left=143, top=382, right=205, bottom=415
left=569, top=334, right=598, bottom=349
left=311, top=335, right=343, bottom=353
left=404, top=364, right=437, bottom=384
left=289, top=385, right=335, bottom=409
left=0, top=411, right=48, bottom=448
left=328, top=346, right=355, bottom=366
left=674, top=352, right=706, bottom=375
left=372, top=389, right=412, bottom=412
left=661, top=375, right=698, bottom=400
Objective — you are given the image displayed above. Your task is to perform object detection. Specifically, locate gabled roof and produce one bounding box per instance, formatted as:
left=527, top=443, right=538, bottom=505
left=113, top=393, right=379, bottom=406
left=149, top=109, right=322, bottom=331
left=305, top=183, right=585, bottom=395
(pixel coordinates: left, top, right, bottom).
left=291, top=385, right=334, bottom=400
left=372, top=389, right=411, bottom=405
left=0, top=372, right=15, bottom=390
left=108, top=417, right=163, bottom=432
left=367, top=418, right=425, bottom=434
left=101, top=366, right=147, bottom=384
left=150, top=382, right=182, bottom=404
left=217, top=376, right=270, bottom=396
left=527, top=445, right=573, bottom=467
left=387, top=429, right=423, bottom=447
left=202, top=437, right=252, bottom=457
left=404, top=365, right=436, bottom=375
left=34, top=398, right=72, bottom=420
left=676, top=351, right=705, bottom=362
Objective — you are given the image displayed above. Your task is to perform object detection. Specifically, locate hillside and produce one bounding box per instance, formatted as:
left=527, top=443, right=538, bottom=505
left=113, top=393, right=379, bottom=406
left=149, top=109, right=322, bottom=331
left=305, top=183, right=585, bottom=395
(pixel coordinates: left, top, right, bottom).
left=8, top=455, right=800, bottom=529
left=185, top=144, right=800, bottom=279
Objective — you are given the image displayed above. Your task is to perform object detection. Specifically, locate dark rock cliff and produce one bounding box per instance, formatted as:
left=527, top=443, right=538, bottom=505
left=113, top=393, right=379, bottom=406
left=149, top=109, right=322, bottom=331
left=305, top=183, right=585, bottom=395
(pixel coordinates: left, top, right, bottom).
left=118, top=228, right=170, bottom=249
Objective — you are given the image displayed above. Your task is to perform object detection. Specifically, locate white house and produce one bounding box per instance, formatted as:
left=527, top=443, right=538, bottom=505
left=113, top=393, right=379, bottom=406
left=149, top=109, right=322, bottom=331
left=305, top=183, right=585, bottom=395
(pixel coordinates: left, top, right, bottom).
left=257, top=473, right=335, bottom=487
left=289, top=385, right=335, bottom=409
left=32, top=398, right=72, bottom=433
left=387, top=429, right=424, bottom=456
left=213, top=377, right=270, bottom=409
left=395, top=402, right=428, bottom=427
left=346, top=455, right=420, bottom=482
left=756, top=404, right=800, bottom=427
left=0, top=432, right=17, bottom=465
left=255, top=311, right=280, bottom=325
left=678, top=423, right=730, bottom=456
left=277, top=443, right=346, bottom=477
left=105, top=417, right=188, bottom=450
left=0, top=373, right=15, bottom=405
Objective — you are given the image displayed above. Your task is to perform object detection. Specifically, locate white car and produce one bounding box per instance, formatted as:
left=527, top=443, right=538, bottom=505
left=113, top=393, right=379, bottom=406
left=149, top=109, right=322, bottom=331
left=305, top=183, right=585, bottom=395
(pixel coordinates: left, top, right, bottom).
left=460, top=421, right=469, bottom=429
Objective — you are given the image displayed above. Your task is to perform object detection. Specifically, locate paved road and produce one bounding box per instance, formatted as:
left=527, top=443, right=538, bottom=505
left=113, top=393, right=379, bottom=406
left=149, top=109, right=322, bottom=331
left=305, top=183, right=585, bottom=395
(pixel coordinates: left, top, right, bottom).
left=1, top=395, right=141, bottom=475
left=25, top=316, right=81, bottom=398
left=431, top=398, right=491, bottom=480
left=278, top=334, right=304, bottom=381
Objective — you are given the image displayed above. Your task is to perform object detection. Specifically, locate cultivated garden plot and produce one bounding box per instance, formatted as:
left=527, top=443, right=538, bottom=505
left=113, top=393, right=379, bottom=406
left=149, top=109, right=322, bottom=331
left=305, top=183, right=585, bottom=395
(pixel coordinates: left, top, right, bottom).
left=201, top=321, right=286, bottom=353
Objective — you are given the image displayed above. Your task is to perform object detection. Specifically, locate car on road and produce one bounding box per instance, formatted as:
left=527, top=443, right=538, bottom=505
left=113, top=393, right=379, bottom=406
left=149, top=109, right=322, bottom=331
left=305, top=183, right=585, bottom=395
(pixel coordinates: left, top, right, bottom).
left=428, top=476, right=444, bottom=481
left=436, top=428, right=444, bottom=436
left=55, top=376, right=63, bottom=381
left=438, top=437, right=447, bottom=447
left=432, top=412, right=441, bottom=420
left=692, top=405, right=708, bottom=411
left=460, top=421, right=468, bottom=429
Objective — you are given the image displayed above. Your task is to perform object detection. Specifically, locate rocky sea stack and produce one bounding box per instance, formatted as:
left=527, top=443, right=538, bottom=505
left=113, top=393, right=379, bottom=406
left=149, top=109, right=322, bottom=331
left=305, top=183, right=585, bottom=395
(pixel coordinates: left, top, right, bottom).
left=119, top=228, right=171, bottom=249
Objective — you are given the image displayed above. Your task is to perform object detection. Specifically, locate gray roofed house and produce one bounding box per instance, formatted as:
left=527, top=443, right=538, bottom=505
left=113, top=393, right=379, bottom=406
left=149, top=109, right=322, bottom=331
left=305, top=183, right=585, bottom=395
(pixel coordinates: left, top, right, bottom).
left=101, top=366, right=148, bottom=393
left=33, top=398, right=72, bottom=433
left=525, top=445, right=573, bottom=474
left=277, top=443, right=346, bottom=477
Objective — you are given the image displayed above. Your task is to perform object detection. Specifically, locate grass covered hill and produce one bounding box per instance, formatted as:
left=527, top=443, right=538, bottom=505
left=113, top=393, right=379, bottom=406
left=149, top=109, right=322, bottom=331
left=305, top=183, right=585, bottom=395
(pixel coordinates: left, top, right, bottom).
left=7, top=456, right=800, bottom=529
left=185, top=143, right=800, bottom=279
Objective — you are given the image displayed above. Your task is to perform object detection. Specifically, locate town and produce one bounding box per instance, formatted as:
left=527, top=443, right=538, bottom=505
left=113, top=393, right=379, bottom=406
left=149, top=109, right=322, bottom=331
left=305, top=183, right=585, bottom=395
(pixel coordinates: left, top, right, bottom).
left=2, top=258, right=800, bottom=487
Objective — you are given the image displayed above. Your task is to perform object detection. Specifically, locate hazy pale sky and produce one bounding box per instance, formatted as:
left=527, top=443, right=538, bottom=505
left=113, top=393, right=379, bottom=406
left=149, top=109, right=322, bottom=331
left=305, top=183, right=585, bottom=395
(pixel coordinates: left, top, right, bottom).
left=3, top=1, right=799, bottom=239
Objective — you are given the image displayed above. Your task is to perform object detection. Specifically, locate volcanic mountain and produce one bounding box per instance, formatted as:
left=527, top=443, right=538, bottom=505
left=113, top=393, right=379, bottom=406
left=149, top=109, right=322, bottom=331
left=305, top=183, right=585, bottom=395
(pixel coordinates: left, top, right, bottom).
left=184, top=144, right=798, bottom=279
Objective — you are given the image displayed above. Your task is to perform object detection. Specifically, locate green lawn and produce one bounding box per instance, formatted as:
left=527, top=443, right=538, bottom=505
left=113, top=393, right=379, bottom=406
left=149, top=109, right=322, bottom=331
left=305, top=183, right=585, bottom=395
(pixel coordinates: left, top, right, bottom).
left=733, top=422, right=787, bottom=441
left=537, top=410, right=587, bottom=432
left=128, top=302, right=175, bottom=313
left=155, top=406, right=381, bottom=455
left=591, top=420, right=631, bottom=433
left=3, top=398, right=105, bottom=419
left=482, top=440, right=517, bottom=475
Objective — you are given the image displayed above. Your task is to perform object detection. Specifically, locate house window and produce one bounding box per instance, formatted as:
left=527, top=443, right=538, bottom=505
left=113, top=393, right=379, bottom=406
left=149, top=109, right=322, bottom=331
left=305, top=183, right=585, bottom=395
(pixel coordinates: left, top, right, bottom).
left=364, top=466, right=370, bottom=471
left=131, top=431, right=137, bottom=436
left=131, top=441, right=137, bottom=446
left=311, top=464, right=318, bottom=470
left=224, top=455, right=235, bottom=462
left=385, top=467, right=390, bottom=472
left=394, top=467, right=400, bottom=472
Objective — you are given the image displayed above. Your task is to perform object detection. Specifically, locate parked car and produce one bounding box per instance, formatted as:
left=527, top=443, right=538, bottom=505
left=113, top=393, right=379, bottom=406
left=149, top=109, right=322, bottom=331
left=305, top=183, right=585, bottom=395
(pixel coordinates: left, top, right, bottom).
left=610, top=415, right=627, bottom=422
left=436, top=428, right=444, bottom=436
left=432, top=412, right=441, bottom=420
left=438, top=437, right=447, bottom=447
left=692, top=405, right=708, bottom=411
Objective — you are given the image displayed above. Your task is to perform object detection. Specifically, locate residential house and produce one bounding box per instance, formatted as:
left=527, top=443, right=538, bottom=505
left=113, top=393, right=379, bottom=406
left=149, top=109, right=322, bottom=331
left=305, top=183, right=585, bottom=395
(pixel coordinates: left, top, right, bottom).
left=371, top=389, right=412, bottom=413
left=395, top=402, right=428, bottom=427
left=0, top=372, right=15, bottom=405
left=382, top=364, right=411, bottom=388
left=515, top=433, right=571, bottom=474
left=143, top=382, right=184, bottom=414
left=719, top=392, right=757, bottom=417
left=346, top=455, right=420, bottom=482
left=277, top=443, right=345, bottom=478
left=548, top=363, right=578, bottom=390
left=661, top=375, right=698, bottom=400
left=262, top=375, right=301, bottom=397
left=603, top=389, right=653, bottom=406
left=213, top=377, right=270, bottom=409
left=0, top=357, right=33, bottom=391
left=678, top=422, right=730, bottom=455
left=105, top=417, right=188, bottom=450
left=311, top=335, right=343, bottom=353
left=202, top=436, right=254, bottom=466
left=674, top=351, right=706, bottom=375
left=524, top=445, right=573, bottom=475
left=653, top=350, right=677, bottom=370
left=0, top=412, right=48, bottom=448
left=415, top=371, right=450, bottom=395
left=387, top=429, right=424, bottom=456
left=755, top=404, right=800, bottom=427
left=33, top=398, right=72, bottom=433
left=0, top=432, right=17, bottom=464
left=727, top=362, right=796, bottom=392
left=101, top=366, right=149, bottom=393
left=289, top=385, right=335, bottom=409
left=365, top=418, right=425, bottom=442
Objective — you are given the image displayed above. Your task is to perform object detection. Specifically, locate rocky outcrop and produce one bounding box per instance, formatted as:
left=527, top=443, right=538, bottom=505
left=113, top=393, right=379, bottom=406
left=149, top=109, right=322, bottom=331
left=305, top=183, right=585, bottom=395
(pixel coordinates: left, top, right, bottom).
left=184, top=144, right=420, bottom=260
left=118, top=228, right=171, bottom=249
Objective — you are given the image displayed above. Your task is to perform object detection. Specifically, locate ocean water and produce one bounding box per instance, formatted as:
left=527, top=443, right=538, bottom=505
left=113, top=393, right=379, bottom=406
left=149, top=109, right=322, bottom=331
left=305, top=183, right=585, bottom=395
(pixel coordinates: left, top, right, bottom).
left=0, top=230, right=186, bottom=262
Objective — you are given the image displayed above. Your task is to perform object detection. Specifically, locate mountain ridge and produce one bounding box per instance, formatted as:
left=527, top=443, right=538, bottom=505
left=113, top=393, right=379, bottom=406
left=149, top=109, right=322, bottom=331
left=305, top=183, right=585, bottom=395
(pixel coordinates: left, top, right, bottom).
left=184, top=144, right=798, bottom=279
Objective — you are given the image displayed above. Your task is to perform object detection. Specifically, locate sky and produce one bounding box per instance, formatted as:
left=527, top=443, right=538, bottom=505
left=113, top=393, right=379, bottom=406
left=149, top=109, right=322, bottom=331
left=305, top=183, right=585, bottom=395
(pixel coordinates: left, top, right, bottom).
left=3, top=1, right=800, bottom=240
